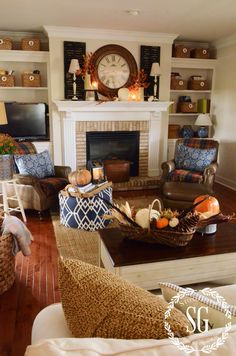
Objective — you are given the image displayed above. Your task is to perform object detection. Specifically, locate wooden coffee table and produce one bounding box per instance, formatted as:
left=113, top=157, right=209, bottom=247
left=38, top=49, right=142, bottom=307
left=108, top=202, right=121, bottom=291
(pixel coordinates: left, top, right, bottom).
left=99, top=223, right=236, bottom=290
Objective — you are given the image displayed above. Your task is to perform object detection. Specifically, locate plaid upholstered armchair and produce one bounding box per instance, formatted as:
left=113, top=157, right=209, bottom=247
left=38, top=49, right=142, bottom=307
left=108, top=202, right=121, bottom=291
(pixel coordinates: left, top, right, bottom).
left=161, top=138, right=219, bottom=186
left=6, top=142, right=71, bottom=216
left=161, top=139, right=219, bottom=209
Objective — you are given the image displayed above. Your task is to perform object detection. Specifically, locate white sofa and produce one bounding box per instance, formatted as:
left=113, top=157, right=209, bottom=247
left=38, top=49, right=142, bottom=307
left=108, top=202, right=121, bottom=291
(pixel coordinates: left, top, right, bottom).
left=25, top=284, right=236, bottom=356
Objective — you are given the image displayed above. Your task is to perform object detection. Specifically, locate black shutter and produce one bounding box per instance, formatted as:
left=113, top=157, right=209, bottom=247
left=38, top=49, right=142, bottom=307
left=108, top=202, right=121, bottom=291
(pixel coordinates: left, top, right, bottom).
left=140, top=46, right=160, bottom=99
left=64, top=41, right=86, bottom=100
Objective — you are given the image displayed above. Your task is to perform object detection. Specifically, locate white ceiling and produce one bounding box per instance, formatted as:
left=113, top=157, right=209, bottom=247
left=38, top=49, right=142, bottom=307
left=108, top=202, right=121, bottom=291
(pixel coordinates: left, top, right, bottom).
left=1, top=0, right=236, bottom=42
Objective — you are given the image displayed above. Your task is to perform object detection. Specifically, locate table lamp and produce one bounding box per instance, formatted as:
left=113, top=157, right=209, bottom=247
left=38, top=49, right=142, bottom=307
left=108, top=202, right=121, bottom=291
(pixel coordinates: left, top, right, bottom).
left=68, top=59, right=80, bottom=100
left=150, top=62, right=161, bottom=101
left=195, top=113, right=212, bottom=138
left=0, top=102, right=8, bottom=125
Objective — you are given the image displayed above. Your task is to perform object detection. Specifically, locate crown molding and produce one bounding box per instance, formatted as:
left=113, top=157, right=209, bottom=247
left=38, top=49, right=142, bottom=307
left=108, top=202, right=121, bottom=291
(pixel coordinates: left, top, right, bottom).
left=43, top=26, right=178, bottom=44
left=212, top=33, right=236, bottom=49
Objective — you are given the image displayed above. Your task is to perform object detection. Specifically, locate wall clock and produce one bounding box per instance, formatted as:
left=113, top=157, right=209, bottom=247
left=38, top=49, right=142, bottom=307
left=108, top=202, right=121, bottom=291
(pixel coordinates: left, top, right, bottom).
left=91, top=44, right=138, bottom=97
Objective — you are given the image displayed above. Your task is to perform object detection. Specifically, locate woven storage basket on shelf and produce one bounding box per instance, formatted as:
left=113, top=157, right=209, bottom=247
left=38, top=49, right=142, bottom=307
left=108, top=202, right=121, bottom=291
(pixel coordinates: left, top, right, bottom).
left=21, top=73, right=41, bottom=87
left=0, top=232, right=15, bottom=295
left=21, top=38, right=40, bottom=51
left=0, top=38, right=12, bottom=50
left=0, top=74, right=15, bottom=87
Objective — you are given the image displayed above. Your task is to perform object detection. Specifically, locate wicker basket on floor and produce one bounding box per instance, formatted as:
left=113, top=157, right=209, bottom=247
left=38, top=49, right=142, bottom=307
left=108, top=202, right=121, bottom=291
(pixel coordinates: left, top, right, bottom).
left=0, top=232, right=15, bottom=295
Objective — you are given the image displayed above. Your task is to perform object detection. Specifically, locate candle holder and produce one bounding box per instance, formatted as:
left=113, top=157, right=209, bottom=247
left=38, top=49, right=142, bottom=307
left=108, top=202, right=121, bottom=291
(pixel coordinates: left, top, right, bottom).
left=84, top=89, right=98, bottom=101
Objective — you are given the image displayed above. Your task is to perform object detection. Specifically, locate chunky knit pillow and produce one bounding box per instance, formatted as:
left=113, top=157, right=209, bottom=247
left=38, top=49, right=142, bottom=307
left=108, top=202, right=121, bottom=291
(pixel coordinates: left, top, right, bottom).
left=59, top=258, right=192, bottom=339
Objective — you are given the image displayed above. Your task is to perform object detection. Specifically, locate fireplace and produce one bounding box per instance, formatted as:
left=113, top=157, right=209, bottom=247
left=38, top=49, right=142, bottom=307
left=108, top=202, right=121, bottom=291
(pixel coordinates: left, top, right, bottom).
left=86, top=131, right=140, bottom=176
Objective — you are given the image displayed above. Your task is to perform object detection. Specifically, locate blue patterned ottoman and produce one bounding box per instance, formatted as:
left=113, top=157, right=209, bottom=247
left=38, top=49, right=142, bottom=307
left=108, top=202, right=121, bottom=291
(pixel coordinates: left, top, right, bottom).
left=59, top=186, right=112, bottom=231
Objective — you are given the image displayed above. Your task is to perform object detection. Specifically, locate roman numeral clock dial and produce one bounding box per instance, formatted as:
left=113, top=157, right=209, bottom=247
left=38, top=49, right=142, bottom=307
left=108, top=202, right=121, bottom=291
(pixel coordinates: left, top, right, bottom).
left=91, top=44, right=138, bottom=98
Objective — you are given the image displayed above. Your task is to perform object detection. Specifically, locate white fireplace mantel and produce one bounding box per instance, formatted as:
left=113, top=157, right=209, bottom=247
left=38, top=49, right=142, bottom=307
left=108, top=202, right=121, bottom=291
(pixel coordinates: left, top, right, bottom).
left=54, top=100, right=171, bottom=113
left=53, top=100, right=172, bottom=176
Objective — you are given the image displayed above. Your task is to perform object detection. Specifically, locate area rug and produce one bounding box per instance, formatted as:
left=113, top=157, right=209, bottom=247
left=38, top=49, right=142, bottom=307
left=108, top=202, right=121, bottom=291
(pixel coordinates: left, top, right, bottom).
left=52, top=195, right=157, bottom=266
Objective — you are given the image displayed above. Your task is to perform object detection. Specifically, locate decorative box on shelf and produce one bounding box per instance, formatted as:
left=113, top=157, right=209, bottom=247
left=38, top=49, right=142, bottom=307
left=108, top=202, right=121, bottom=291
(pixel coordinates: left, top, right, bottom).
left=0, top=74, right=15, bottom=87
left=188, top=79, right=209, bottom=90
left=168, top=124, right=180, bottom=139
left=173, top=44, right=190, bottom=58
left=170, top=78, right=187, bottom=90
left=191, top=48, right=209, bottom=59
left=177, top=102, right=197, bottom=113
left=0, top=38, right=12, bottom=50
left=21, top=73, right=41, bottom=87
left=21, top=38, right=40, bottom=51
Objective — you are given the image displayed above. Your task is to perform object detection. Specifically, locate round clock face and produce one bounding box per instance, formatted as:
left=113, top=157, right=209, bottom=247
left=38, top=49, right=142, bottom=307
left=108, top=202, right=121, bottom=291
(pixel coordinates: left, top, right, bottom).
left=91, top=44, right=138, bottom=97
left=97, top=54, right=130, bottom=89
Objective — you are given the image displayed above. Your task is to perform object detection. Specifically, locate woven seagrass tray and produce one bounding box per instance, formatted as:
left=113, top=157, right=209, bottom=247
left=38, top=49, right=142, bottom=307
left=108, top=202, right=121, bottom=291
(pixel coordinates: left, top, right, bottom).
left=102, top=198, right=234, bottom=248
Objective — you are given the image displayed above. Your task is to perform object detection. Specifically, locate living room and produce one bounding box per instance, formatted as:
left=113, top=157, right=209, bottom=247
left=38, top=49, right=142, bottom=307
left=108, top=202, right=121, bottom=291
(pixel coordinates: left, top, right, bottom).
left=1, top=1, right=236, bottom=355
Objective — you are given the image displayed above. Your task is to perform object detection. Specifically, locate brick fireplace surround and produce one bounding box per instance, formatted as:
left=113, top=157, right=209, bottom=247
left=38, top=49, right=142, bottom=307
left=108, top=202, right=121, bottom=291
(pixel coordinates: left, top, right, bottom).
left=53, top=101, right=171, bottom=179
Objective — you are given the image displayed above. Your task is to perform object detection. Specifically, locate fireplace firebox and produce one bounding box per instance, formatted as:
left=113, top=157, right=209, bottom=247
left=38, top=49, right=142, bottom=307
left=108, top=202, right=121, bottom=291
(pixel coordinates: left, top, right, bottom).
left=86, top=131, right=140, bottom=176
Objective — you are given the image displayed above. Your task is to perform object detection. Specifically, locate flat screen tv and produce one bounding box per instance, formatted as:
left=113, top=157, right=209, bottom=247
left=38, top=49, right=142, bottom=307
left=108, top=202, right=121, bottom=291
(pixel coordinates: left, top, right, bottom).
left=0, top=102, right=49, bottom=141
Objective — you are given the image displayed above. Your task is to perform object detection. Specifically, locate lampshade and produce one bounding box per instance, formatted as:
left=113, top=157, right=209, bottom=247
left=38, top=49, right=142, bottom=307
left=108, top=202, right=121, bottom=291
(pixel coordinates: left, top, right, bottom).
left=150, top=62, right=161, bottom=76
left=195, top=113, right=212, bottom=126
left=68, top=59, right=80, bottom=74
left=0, top=102, right=8, bottom=125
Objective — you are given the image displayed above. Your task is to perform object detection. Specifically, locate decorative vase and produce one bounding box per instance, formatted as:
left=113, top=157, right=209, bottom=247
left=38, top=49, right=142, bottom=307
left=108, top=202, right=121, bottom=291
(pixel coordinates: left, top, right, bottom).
left=0, top=155, right=13, bottom=180
left=197, top=126, right=208, bottom=138
left=180, top=125, right=194, bottom=138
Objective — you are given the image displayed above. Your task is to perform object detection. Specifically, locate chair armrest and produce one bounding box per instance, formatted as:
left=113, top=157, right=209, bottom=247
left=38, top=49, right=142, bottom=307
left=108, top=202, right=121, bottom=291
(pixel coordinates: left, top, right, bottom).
left=161, top=160, right=176, bottom=181
left=13, top=174, right=40, bottom=186
left=54, top=166, right=72, bottom=179
left=203, top=162, right=218, bottom=185
left=13, top=173, right=47, bottom=197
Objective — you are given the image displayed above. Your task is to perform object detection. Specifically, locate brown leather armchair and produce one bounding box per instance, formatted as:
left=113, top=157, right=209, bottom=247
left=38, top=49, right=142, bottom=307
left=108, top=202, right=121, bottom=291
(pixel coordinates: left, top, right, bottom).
left=161, top=138, right=219, bottom=209
left=6, top=142, right=71, bottom=216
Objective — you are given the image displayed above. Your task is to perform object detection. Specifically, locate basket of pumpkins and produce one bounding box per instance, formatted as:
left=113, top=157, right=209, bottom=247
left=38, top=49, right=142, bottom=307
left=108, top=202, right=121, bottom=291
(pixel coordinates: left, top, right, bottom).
left=103, top=195, right=233, bottom=247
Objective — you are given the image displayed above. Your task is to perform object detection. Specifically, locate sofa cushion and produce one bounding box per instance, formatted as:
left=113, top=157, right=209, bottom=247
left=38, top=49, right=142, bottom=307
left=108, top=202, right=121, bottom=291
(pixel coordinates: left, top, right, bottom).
left=14, top=150, right=55, bottom=179
left=159, top=282, right=236, bottom=331
left=175, top=144, right=217, bottom=172
left=59, top=258, right=191, bottom=339
left=25, top=324, right=236, bottom=356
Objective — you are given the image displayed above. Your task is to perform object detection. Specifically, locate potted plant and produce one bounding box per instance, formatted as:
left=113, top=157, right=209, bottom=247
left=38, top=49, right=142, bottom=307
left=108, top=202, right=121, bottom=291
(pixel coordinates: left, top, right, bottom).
left=0, top=134, right=17, bottom=180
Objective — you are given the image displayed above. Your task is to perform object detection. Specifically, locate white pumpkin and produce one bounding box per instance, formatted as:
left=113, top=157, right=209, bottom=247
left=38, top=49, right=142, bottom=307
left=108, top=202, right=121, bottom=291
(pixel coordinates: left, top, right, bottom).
left=135, top=208, right=161, bottom=229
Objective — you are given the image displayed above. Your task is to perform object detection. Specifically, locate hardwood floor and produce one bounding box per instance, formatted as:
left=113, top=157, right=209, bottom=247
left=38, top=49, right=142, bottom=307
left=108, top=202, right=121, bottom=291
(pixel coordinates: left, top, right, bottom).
left=0, top=183, right=236, bottom=355
left=0, top=212, right=59, bottom=356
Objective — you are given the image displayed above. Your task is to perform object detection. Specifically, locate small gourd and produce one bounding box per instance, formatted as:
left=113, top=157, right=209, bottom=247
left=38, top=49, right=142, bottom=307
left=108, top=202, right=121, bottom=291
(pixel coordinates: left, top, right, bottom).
left=135, top=208, right=160, bottom=229
left=68, top=169, right=92, bottom=186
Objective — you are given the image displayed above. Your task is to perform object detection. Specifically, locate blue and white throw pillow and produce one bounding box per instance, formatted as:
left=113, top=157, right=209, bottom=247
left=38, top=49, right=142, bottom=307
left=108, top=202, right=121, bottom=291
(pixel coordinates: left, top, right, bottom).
left=14, top=150, right=55, bottom=179
left=175, top=144, right=216, bottom=172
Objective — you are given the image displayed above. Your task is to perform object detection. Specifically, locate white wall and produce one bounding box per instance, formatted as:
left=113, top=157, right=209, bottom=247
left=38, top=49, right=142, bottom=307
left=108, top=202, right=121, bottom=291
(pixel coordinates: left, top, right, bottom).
left=212, top=42, right=236, bottom=189
left=45, top=27, right=176, bottom=165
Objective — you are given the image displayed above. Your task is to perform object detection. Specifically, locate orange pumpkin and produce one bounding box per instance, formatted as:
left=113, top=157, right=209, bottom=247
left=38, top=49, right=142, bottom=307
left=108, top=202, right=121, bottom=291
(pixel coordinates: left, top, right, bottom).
left=193, top=195, right=220, bottom=217
left=156, top=217, right=169, bottom=229
left=68, top=169, right=92, bottom=186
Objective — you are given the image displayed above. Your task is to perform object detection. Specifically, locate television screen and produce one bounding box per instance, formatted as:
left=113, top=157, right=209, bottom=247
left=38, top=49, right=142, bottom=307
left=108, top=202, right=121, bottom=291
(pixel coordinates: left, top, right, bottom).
left=0, top=102, right=49, bottom=141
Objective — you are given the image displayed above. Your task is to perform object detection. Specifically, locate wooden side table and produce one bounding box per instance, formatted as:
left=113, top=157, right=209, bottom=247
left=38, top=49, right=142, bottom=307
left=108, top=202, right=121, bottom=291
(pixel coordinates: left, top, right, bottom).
left=0, top=179, right=27, bottom=222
